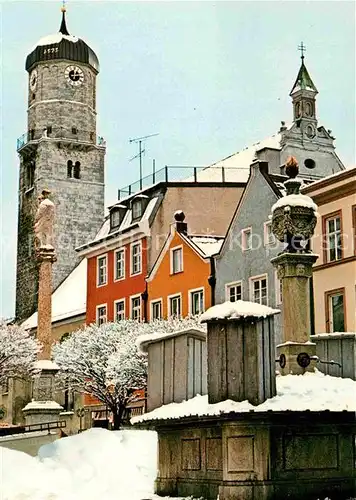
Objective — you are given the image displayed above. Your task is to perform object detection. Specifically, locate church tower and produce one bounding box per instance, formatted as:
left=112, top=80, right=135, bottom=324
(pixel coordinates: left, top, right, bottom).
left=289, top=47, right=319, bottom=139
left=15, top=8, right=105, bottom=321
left=276, top=46, right=344, bottom=179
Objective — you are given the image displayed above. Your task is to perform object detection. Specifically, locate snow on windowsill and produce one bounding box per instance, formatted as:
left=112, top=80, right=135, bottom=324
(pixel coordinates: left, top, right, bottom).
left=132, top=371, right=356, bottom=424
left=200, top=300, right=279, bottom=322
left=271, top=193, right=317, bottom=212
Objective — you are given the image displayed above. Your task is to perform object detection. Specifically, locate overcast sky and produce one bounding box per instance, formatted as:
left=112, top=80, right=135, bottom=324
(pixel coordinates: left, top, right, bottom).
left=1, top=0, right=355, bottom=318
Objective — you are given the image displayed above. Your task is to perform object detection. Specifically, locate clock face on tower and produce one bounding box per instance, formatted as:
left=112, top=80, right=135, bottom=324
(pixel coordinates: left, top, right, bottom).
left=30, top=69, right=38, bottom=91
left=65, top=65, right=84, bottom=86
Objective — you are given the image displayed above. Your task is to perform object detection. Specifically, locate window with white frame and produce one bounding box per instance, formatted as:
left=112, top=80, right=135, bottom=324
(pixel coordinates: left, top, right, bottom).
left=132, top=200, right=142, bottom=220
left=97, top=255, right=107, bottom=286
left=241, top=228, right=252, bottom=251
left=115, top=299, right=125, bottom=321
left=114, top=249, right=125, bottom=281
left=264, top=221, right=276, bottom=246
left=96, top=304, right=107, bottom=325
left=324, top=213, right=342, bottom=262
left=189, top=288, right=204, bottom=315
left=169, top=294, right=181, bottom=318
left=250, top=275, right=268, bottom=305
left=275, top=271, right=282, bottom=306
left=171, top=246, right=183, bottom=274
left=131, top=242, right=142, bottom=275
left=226, top=281, right=242, bottom=302
left=131, top=296, right=141, bottom=320
left=151, top=300, right=162, bottom=320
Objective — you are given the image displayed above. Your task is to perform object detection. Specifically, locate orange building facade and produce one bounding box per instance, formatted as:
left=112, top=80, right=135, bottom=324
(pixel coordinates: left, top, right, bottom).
left=147, top=216, right=223, bottom=320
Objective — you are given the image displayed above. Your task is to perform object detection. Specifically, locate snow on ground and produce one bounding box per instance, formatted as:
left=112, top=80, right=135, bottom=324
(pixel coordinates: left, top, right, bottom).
left=133, top=371, right=356, bottom=424
left=1, top=428, right=185, bottom=500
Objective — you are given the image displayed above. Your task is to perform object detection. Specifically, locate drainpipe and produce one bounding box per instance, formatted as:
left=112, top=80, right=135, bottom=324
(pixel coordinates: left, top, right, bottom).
left=208, top=256, right=216, bottom=307
left=141, top=284, right=148, bottom=323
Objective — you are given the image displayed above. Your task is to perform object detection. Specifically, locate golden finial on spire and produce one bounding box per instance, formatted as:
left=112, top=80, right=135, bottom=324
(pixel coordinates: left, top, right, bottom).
left=61, top=0, right=66, bottom=13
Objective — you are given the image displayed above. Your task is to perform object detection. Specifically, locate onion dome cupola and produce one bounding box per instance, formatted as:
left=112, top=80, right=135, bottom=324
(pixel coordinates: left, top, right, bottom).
left=290, top=43, right=318, bottom=124
left=25, top=7, right=99, bottom=73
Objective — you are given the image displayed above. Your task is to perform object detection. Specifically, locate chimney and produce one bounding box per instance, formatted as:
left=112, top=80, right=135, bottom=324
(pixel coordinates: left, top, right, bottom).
left=174, top=210, right=187, bottom=234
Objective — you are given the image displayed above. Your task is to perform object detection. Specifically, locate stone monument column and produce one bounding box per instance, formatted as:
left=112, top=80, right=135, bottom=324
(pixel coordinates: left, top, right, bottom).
left=23, top=190, right=63, bottom=425
left=271, top=157, right=318, bottom=375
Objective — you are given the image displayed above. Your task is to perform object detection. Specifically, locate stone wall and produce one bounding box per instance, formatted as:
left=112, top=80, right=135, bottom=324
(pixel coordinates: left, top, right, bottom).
left=154, top=412, right=356, bottom=500
left=0, top=430, right=59, bottom=457
left=16, top=140, right=105, bottom=321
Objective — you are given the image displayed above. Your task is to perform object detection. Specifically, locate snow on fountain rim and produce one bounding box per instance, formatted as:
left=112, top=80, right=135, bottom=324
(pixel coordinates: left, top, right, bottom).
left=271, top=193, right=317, bottom=212
left=200, top=300, right=279, bottom=322
left=132, top=371, right=356, bottom=424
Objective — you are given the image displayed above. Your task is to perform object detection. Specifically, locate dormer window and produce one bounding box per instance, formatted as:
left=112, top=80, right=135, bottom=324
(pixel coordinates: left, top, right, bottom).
left=132, top=200, right=142, bottom=220
left=110, top=204, right=127, bottom=231
left=131, top=194, right=149, bottom=222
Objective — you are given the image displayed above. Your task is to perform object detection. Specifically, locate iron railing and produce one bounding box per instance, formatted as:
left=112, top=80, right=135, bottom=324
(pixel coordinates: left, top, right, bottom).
left=16, top=127, right=105, bottom=151
left=0, top=420, right=66, bottom=437
left=117, top=165, right=245, bottom=200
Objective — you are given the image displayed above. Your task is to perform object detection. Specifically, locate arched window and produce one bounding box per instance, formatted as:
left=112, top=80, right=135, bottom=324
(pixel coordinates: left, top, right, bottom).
left=67, top=160, right=73, bottom=178
left=74, top=161, right=81, bottom=179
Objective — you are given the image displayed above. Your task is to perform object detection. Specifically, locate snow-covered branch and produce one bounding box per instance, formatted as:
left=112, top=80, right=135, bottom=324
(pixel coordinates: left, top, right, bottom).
left=52, top=317, right=202, bottom=428
left=0, top=322, right=42, bottom=385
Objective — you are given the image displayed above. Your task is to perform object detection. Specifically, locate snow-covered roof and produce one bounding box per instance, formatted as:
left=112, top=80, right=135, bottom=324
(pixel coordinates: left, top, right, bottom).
left=187, top=235, right=224, bottom=257
left=195, top=132, right=284, bottom=183
left=271, top=193, right=317, bottom=212
left=22, top=259, right=87, bottom=330
left=77, top=197, right=159, bottom=252
left=137, top=328, right=206, bottom=354
left=301, top=165, right=355, bottom=192
left=32, top=33, right=79, bottom=50
left=132, top=371, right=356, bottom=424
left=200, top=300, right=279, bottom=322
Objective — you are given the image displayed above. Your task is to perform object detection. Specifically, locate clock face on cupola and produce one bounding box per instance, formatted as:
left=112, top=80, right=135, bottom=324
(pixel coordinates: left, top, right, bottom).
left=65, top=65, right=84, bottom=86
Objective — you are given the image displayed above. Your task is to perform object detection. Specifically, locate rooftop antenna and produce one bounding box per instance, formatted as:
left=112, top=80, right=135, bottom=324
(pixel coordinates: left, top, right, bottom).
left=129, top=133, right=159, bottom=190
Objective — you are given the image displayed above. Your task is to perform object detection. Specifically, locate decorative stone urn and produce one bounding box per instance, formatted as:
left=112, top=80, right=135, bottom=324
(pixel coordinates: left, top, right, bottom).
left=271, top=156, right=317, bottom=253
left=271, top=157, right=319, bottom=374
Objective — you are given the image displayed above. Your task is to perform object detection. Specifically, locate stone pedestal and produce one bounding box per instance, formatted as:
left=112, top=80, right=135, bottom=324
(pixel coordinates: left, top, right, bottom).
left=23, top=360, right=63, bottom=425
left=271, top=252, right=318, bottom=343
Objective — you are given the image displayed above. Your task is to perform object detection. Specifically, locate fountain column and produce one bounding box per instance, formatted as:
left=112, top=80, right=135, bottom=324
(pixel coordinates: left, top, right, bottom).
left=271, top=157, right=318, bottom=375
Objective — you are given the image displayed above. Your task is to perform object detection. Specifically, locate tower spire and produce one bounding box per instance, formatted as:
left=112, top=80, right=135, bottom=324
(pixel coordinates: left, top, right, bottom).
left=59, top=1, right=70, bottom=35
left=290, top=44, right=318, bottom=96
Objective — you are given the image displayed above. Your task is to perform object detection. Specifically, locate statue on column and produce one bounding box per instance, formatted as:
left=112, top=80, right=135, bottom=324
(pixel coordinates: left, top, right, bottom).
left=34, top=189, right=55, bottom=250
